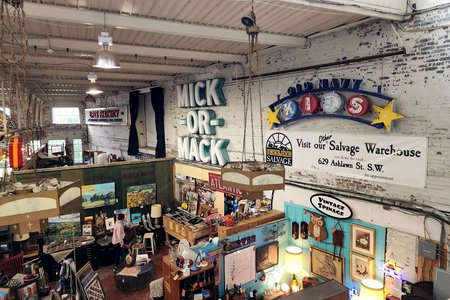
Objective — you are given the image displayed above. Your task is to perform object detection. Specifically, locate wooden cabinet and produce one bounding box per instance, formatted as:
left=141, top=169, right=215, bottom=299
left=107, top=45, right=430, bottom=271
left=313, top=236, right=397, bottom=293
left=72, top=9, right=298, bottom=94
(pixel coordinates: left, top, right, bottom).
left=163, top=255, right=216, bottom=300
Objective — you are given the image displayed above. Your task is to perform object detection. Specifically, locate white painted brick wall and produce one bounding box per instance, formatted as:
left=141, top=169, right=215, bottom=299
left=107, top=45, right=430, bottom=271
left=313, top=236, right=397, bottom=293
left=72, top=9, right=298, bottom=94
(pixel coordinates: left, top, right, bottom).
left=164, top=11, right=450, bottom=210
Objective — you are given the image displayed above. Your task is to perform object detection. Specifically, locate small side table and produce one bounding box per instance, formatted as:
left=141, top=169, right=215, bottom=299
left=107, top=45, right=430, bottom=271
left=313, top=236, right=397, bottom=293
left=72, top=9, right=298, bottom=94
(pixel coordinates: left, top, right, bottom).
left=114, top=262, right=154, bottom=292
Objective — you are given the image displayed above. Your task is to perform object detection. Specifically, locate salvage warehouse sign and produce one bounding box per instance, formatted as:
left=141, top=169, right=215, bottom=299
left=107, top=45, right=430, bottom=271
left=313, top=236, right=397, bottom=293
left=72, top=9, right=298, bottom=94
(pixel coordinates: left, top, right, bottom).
left=265, top=131, right=428, bottom=188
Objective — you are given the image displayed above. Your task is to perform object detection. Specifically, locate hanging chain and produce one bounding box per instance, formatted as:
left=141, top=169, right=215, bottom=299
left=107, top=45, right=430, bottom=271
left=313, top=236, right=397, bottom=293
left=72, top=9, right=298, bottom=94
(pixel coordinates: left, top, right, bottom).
left=0, top=0, right=28, bottom=64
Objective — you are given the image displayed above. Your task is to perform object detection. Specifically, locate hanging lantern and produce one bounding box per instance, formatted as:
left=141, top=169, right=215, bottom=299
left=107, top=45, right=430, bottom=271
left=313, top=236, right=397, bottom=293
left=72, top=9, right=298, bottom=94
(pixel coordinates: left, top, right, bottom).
left=9, top=136, right=24, bottom=168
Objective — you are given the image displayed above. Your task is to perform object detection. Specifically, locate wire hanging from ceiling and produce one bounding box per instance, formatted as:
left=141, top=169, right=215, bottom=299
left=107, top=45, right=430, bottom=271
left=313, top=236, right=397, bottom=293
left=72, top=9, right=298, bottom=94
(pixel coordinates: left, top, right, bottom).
left=0, top=0, right=27, bottom=64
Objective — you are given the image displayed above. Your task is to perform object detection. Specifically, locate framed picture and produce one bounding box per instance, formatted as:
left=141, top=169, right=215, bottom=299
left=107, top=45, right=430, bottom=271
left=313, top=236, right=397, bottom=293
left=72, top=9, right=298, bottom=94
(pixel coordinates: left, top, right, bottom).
left=82, top=224, right=93, bottom=236
left=47, top=213, right=81, bottom=242
left=310, top=246, right=344, bottom=284
left=188, top=191, right=199, bottom=214
left=114, top=208, right=131, bottom=225
left=198, top=204, right=211, bottom=218
left=105, top=217, right=114, bottom=231
left=224, top=246, right=256, bottom=287
left=204, top=249, right=223, bottom=285
left=351, top=224, right=376, bottom=257
left=81, top=182, right=116, bottom=209
left=126, top=183, right=157, bottom=208
left=256, top=241, right=279, bottom=273
left=84, top=274, right=105, bottom=300
left=0, top=288, right=10, bottom=300
left=17, top=281, right=38, bottom=300
left=131, top=213, right=142, bottom=224
left=350, top=252, right=375, bottom=282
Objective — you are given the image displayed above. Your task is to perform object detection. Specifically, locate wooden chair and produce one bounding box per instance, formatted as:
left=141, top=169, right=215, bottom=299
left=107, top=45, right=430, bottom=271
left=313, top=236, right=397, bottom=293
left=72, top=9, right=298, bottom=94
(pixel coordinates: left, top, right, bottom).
left=0, top=253, right=24, bottom=279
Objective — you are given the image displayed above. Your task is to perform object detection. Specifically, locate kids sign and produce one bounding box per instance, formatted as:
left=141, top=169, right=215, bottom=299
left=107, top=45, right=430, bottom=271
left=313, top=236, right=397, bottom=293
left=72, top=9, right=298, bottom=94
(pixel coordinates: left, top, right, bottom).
left=265, top=78, right=404, bottom=132
left=177, top=78, right=230, bottom=166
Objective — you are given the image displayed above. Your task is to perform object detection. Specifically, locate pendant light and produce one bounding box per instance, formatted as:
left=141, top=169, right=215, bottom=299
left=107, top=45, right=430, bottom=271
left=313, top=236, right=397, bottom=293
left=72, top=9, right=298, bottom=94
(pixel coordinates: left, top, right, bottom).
left=86, top=72, right=103, bottom=95
left=221, top=0, right=285, bottom=197
left=93, top=12, right=120, bottom=69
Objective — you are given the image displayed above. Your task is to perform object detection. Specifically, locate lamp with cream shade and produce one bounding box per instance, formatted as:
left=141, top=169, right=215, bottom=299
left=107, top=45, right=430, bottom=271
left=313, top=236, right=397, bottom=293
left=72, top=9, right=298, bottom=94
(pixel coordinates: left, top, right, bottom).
left=285, top=246, right=302, bottom=292
left=150, top=204, right=162, bottom=228
left=360, top=279, right=384, bottom=300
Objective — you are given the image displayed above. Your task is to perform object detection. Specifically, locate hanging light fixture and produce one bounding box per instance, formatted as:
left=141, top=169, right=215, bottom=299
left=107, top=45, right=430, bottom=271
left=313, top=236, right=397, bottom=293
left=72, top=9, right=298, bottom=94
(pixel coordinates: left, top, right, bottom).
left=93, top=12, right=120, bottom=69
left=86, top=72, right=103, bottom=95
left=221, top=0, right=285, bottom=197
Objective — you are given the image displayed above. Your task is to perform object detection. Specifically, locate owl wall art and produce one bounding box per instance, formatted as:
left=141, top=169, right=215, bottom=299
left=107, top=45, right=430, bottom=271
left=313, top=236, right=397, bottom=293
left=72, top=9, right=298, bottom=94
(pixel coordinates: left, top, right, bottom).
left=308, top=212, right=328, bottom=242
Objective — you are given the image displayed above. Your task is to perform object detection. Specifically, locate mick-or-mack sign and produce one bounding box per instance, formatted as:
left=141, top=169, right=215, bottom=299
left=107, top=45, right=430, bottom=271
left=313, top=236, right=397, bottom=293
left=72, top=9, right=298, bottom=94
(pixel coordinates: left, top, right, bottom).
left=265, top=131, right=428, bottom=188
left=177, top=78, right=230, bottom=166
left=310, top=194, right=352, bottom=219
left=85, top=106, right=127, bottom=125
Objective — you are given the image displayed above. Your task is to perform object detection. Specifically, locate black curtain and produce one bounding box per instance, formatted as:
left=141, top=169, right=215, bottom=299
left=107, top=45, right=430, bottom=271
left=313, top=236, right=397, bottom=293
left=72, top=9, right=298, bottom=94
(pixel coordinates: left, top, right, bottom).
left=151, top=87, right=166, bottom=158
left=127, top=90, right=140, bottom=156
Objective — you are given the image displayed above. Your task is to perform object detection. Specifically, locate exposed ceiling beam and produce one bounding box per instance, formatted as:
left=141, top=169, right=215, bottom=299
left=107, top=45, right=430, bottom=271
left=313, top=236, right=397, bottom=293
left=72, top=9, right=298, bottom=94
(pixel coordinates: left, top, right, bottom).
left=28, top=38, right=245, bottom=63
left=26, top=78, right=151, bottom=87
left=24, top=2, right=306, bottom=47
left=279, top=0, right=406, bottom=20
left=26, top=56, right=204, bottom=74
left=26, top=69, right=173, bottom=81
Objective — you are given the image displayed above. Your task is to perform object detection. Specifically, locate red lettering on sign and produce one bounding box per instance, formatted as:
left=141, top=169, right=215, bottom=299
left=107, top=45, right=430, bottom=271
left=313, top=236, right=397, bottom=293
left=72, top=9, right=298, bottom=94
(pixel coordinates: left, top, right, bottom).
left=208, top=173, right=242, bottom=196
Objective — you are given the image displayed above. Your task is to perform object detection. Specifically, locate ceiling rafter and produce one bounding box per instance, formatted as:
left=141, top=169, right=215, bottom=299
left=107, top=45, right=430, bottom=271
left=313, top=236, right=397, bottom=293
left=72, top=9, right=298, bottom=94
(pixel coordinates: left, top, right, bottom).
left=25, top=55, right=205, bottom=74
left=27, top=37, right=246, bottom=63
left=24, top=2, right=306, bottom=47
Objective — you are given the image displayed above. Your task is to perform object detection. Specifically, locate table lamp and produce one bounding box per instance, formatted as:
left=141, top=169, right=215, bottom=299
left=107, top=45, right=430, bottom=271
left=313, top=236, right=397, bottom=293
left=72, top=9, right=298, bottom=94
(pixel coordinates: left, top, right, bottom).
left=285, top=246, right=302, bottom=292
left=360, top=279, right=384, bottom=300
left=151, top=204, right=162, bottom=228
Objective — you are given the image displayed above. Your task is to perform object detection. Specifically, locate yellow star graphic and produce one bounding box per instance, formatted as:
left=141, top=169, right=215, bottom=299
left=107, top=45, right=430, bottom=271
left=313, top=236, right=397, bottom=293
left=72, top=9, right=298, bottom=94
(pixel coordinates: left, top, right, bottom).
left=265, top=108, right=281, bottom=128
left=371, top=100, right=404, bottom=132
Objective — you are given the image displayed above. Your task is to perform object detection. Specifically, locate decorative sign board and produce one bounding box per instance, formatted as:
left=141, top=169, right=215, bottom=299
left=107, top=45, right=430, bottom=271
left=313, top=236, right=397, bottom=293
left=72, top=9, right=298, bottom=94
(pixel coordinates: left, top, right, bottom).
left=85, top=106, right=128, bottom=125
left=265, top=78, right=404, bottom=132
left=176, top=78, right=230, bottom=166
left=265, top=131, right=427, bottom=188
left=310, top=194, right=353, bottom=219
left=208, top=173, right=242, bottom=197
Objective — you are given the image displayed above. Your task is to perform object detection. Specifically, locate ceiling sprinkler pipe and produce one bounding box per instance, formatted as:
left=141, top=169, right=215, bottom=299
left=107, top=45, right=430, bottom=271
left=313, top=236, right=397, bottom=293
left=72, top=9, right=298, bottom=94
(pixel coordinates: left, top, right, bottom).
left=285, top=179, right=450, bottom=225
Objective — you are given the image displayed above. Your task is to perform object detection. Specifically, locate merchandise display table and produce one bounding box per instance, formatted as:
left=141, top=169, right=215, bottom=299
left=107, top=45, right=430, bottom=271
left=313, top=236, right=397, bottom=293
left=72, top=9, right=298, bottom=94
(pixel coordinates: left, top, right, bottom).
left=114, top=261, right=154, bottom=292
left=163, top=210, right=210, bottom=245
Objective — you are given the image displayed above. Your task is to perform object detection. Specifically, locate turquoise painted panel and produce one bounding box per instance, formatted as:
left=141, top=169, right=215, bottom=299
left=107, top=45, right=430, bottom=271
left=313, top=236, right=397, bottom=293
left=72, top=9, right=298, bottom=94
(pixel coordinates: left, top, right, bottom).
left=194, top=218, right=289, bottom=297
left=284, top=201, right=386, bottom=293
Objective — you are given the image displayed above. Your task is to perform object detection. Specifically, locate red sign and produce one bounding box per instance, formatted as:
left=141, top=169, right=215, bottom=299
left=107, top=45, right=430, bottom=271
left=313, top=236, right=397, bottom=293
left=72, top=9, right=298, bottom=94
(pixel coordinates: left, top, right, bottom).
left=208, top=173, right=242, bottom=196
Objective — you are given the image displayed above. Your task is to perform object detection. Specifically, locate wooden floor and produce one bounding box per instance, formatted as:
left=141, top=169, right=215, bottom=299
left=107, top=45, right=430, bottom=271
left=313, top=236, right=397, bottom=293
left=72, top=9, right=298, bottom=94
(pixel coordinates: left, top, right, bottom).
left=43, top=245, right=169, bottom=299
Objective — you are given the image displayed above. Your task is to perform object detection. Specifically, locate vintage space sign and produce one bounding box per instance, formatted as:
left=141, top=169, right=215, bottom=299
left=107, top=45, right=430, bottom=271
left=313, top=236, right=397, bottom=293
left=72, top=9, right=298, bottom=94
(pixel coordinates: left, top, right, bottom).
left=310, top=194, right=353, bottom=219
left=265, top=78, right=404, bottom=132
left=176, top=78, right=230, bottom=166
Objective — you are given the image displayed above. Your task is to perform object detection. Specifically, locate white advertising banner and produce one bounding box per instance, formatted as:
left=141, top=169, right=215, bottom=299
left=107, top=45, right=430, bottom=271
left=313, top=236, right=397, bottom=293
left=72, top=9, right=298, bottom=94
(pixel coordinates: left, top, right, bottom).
left=85, top=106, right=128, bottom=125
left=265, top=131, right=428, bottom=188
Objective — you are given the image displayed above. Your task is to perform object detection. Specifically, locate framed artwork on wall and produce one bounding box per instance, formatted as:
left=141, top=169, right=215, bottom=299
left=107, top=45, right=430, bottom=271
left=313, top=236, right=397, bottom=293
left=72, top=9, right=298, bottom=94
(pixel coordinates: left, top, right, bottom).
left=255, top=241, right=279, bottom=273
left=310, top=246, right=344, bottom=284
left=351, top=224, right=376, bottom=257
left=126, top=183, right=157, bottom=208
left=224, top=246, right=256, bottom=287
left=204, top=249, right=223, bottom=285
left=81, top=182, right=116, bottom=209
left=350, top=252, right=375, bottom=282
left=82, top=224, right=93, bottom=236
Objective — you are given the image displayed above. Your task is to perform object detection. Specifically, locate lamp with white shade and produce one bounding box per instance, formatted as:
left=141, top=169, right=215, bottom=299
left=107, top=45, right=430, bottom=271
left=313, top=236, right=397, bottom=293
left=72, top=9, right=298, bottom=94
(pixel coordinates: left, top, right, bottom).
left=150, top=204, right=162, bottom=228
left=285, top=246, right=302, bottom=292
left=360, top=279, right=384, bottom=300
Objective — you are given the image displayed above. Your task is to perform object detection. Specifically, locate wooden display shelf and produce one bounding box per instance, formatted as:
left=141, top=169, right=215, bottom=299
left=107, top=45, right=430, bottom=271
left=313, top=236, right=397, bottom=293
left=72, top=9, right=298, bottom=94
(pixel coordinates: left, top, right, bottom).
left=163, top=255, right=216, bottom=300
left=218, top=209, right=285, bottom=238
left=163, top=215, right=210, bottom=245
